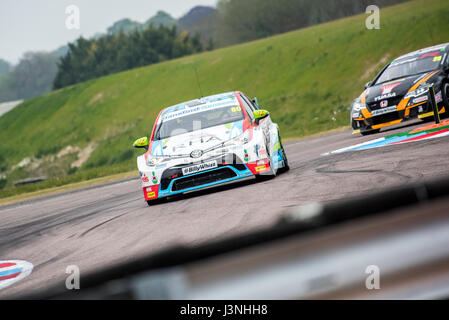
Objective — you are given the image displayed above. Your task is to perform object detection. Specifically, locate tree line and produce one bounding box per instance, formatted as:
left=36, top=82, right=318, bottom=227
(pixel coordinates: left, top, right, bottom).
left=214, top=0, right=409, bottom=46
left=0, top=52, right=60, bottom=103
left=53, top=25, right=204, bottom=89
left=0, top=0, right=410, bottom=102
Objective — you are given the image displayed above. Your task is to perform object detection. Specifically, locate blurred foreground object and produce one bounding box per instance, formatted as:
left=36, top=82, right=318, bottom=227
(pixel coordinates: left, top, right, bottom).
left=23, top=175, right=449, bottom=299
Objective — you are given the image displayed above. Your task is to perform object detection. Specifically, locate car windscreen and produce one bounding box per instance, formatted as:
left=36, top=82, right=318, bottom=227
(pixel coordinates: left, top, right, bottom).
left=375, top=53, right=443, bottom=85
left=155, top=105, right=244, bottom=140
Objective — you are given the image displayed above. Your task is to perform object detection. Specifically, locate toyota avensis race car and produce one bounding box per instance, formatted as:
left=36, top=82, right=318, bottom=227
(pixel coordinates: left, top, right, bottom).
left=133, top=91, right=289, bottom=205
left=351, top=43, right=449, bottom=135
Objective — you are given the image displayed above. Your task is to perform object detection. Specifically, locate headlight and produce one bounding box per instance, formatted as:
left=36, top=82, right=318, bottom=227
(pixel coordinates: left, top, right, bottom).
left=147, top=157, right=164, bottom=167
left=227, top=130, right=250, bottom=146
left=237, top=130, right=250, bottom=145
left=404, top=83, right=431, bottom=99
left=351, top=100, right=366, bottom=118
left=352, top=101, right=366, bottom=111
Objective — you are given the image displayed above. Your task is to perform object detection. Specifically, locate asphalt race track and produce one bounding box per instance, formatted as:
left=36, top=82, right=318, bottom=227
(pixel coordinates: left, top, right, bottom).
left=2, top=119, right=449, bottom=298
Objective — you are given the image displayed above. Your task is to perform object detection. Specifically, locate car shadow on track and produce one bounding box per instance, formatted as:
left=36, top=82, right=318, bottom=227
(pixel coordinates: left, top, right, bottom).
left=367, top=119, right=426, bottom=136
left=379, top=114, right=449, bottom=135
left=147, top=175, right=279, bottom=207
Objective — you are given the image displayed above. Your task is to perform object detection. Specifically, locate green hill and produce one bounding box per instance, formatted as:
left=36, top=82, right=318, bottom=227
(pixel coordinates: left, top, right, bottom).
left=1, top=0, right=449, bottom=195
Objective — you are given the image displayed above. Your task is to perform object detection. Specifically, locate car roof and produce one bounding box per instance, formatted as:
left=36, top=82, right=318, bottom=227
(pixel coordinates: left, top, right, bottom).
left=160, top=91, right=239, bottom=119
left=392, top=43, right=449, bottom=63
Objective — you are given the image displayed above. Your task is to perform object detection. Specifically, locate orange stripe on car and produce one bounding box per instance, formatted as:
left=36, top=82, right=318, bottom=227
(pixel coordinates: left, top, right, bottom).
left=372, top=119, right=402, bottom=129
left=361, top=107, right=372, bottom=118
left=404, top=101, right=427, bottom=117
left=398, top=70, right=439, bottom=111
left=361, top=90, right=367, bottom=104
left=359, top=90, right=374, bottom=118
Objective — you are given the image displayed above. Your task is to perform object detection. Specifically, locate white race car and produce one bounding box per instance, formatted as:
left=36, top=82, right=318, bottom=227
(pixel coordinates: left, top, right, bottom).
left=133, top=91, right=289, bottom=205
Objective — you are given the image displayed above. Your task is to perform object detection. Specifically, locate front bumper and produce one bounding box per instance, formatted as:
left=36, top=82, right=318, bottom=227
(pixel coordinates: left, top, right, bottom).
left=142, top=154, right=273, bottom=201
left=352, top=99, right=446, bottom=134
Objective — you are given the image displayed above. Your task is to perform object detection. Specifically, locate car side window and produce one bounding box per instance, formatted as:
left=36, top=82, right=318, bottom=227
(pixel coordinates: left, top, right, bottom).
left=239, top=94, right=255, bottom=121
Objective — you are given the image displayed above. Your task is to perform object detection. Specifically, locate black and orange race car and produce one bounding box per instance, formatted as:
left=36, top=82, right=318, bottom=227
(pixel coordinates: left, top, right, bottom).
left=351, top=43, right=449, bottom=135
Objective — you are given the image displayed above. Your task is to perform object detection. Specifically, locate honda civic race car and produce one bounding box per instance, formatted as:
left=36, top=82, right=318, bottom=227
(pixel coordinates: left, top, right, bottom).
left=133, top=91, right=289, bottom=205
left=351, top=43, right=449, bottom=135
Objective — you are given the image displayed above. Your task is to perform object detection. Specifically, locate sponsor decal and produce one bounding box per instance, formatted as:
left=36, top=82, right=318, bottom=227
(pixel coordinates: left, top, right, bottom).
left=144, top=185, right=159, bottom=200
left=374, top=92, right=396, bottom=102
left=146, top=186, right=157, bottom=193
left=0, top=260, right=34, bottom=290
left=413, top=96, right=428, bottom=104
left=254, top=144, right=261, bottom=157
left=182, top=160, right=218, bottom=176
left=246, top=159, right=269, bottom=174
left=244, top=149, right=249, bottom=162
left=151, top=172, right=158, bottom=184
left=141, top=174, right=149, bottom=183
left=259, top=148, right=267, bottom=156
left=147, top=192, right=156, bottom=199
left=419, top=51, right=440, bottom=59
left=161, top=100, right=238, bottom=121
left=381, top=82, right=401, bottom=95
left=435, top=91, right=443, bottom=104
left=371, top=106, right=397, bottom=116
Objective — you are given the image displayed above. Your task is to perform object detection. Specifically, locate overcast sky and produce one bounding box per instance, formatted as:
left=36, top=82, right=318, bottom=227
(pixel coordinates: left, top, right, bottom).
left=0, top=0, right=218, bottom=64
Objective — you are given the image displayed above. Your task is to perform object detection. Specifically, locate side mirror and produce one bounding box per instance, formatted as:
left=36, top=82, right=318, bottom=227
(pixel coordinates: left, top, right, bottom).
left=253, top=109, right=270, bottom=125
left=252, top=97, right=259, bottom=108
left=364, top=81, right=373, bottom=89
left=133, top=137, right=149, bottom=150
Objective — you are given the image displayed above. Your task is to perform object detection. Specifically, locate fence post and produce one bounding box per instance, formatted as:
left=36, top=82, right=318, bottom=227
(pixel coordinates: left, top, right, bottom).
left=429, top=84, right=440, bottom=124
